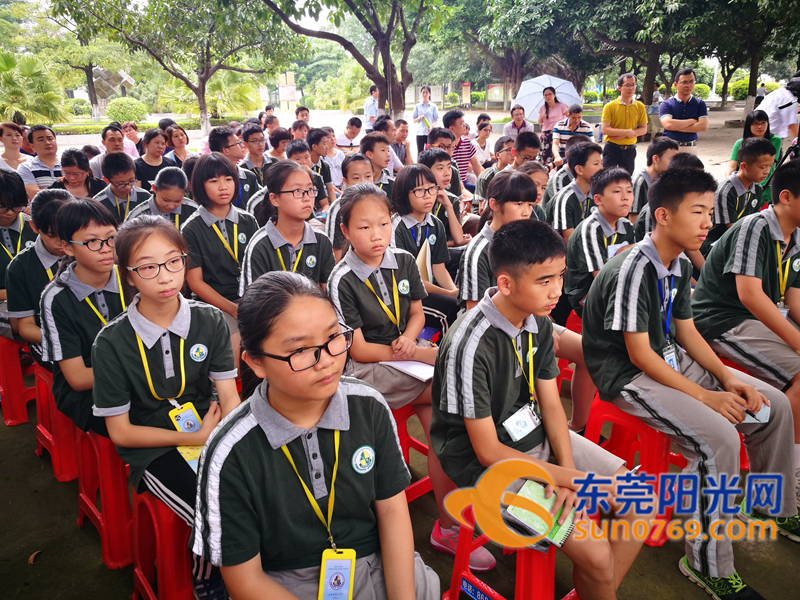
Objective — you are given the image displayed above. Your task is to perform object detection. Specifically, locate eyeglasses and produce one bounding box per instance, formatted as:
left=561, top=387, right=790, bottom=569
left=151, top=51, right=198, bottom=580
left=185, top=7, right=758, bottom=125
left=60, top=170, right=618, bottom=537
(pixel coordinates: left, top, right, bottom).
left=620, top=84, right=636, bottom=89
left=127, top=254, right=187, bottom=279
left=70, top=236, right=115, bottom=251
left=431, top=144, right=454, bottom=151
left=254, top=329, right=353, bottom=371
left=0, top=206, right=24, bottom=215
left=109, top=179, right=136, bottom=190
left=411, top=185, right=439, bottom=198
left=225, top=140, right=245, bottom=149
left=247, top=138, right=266, bottom=145
left=278, top=187, right=317, bottom=199
left=62, top=170, right=87, bottom=180
left=496, top=147, right=512, bottom=155
left=519, top=152, right=539, bottom=161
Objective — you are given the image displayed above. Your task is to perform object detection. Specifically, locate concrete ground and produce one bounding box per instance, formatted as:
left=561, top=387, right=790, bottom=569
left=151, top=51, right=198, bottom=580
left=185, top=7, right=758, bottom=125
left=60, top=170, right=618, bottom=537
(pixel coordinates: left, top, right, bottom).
left=2, top=381, right=797, bottom=599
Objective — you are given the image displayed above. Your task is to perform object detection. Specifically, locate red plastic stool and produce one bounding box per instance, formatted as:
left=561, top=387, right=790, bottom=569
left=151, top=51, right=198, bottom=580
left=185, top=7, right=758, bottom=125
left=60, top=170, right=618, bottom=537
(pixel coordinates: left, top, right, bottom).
left=556, top=358, right=574, bottom=392
left=34, top=364, right=78, bottom=482
left=442, top=505, right=565, bottom=600
left=565, top=310, right=582, bottom=334
left=77, top=431, right=133, bottom=569
left=392, top=405, right=433, bottom=502
left=584, top=394, right=687, bottom=547
left=0, top=337, right=36, bottom=425
left=132, top=490, right=193, bottom=600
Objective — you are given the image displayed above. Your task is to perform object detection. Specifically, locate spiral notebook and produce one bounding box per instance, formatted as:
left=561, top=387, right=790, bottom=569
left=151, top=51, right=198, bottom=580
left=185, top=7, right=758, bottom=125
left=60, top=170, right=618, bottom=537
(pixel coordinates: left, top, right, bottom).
left=504, top=480, right=577, bottom=547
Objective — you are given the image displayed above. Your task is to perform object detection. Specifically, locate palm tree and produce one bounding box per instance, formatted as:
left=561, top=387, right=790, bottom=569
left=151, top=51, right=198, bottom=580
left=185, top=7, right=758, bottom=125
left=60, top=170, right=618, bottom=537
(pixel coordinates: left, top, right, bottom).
left=0, top=52, right=67, bottom=124
left=158, top=69, right=260, bottom=119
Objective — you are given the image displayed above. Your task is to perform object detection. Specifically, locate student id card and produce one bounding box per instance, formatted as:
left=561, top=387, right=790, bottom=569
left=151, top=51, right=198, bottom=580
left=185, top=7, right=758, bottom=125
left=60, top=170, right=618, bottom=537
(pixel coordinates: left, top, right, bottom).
left=777, top=302, right=790, bottom=319
left=502, top=404, right=541, bottom=442
left=663, top=344, right=680, bottom=373
left=169, top=401, right=201, bottom=433
left=318, top=548, right=355, bottom=600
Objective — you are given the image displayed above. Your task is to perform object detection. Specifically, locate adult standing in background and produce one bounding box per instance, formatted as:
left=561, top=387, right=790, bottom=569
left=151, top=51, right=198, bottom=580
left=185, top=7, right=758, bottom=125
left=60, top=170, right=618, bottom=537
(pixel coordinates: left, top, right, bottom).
left=755, top=82, right=767, bottom=107
left=759, top=78, right=800, bottom=144
left=502, top=104, right=537, bottom=141
left=412, top=85, right=439, bottom=155
left=600, top=73, right=647, bottom=174
left=0, top=122, right=29, bottom=171
left=552, top=104, right=594, bottom=167
left=363, top=85, right=379, bottom=133
left=537, top=86, right=569, bottom=165
left=659, top=68, right=708, bottom=155
left=122, top=122, right=145, bottom=156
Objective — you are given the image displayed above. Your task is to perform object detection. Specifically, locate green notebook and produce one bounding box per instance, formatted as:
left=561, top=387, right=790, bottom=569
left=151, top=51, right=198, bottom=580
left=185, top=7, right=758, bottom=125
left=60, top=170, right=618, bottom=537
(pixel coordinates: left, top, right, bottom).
left=505, top=480, right=576, bottom=547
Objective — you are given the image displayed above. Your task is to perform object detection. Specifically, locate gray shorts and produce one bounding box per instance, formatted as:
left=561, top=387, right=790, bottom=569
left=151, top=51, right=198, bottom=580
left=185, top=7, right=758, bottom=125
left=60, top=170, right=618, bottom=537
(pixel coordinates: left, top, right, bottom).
left=0, top=300, right=14, bottom=340
left=264, top=551, right=439, bottom=600
left=710, top=318, right=800, bottom=389
left=524, top=429, right=625, bottom=476
left=349, top=340, right=432, bottom=410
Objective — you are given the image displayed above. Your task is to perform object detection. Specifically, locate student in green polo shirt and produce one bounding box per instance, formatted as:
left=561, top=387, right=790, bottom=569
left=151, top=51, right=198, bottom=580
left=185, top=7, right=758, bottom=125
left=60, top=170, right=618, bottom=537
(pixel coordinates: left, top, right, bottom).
left=239, top=123, right=276, bottom=187
left=95, top=152, right=151, bottom=225
left=126, top=167, right=198, bottom=228
left=325, top=153, right=373, bottom=262
left=431, top=219, right=644, bottom=600
left=93, top=215, right=239, bottom=600
left=40, top=198, right=124, bottom=435
left=630, top=137, right=678, bottom=225
left=701, top=136, right=776, bottom=257
left=7, top=188, right=70, bottom=366
left=693, top=160, right=800, bottom=499
left=418, top=148, right=471, bottom=247
left=285, top=139, right=329, bottom=214
left=582, top=168, right=799, bottom=598
left=307, top=127, right=336, bottom=209
left=182, top=153, right=259, bottom=364
left=192, top=271, right=439, bottom=598
left=239, top=161, right=334, bottom=294
left=327, top=183, right=495, bottom=572
left=546, top=141, right=603, bottom=243
left=0, top=171, right=37, bottom=339
left=207, top=126, right=262, bottom=211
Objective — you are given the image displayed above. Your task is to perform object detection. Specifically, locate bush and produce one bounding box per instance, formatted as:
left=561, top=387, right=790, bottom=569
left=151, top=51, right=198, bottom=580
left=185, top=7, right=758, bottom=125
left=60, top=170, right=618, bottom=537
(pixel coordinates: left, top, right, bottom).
left=105, top=98, right=148, bottom=123
left=658, top=84, right=667, bottom=96
left=765, top=82, right=779, bottom=94
left=693, top=84, right=710, bottom=100
left=583, top=91, right=598, bottom=103
left=604, top=89, right=620, bottom=100
left=299, top=96, right=316, bottom=110
left=731, top=79, right=753, bottom=101
left=445, top=92, right=459, bottom=104
left=65, top=98, right=91, bottom=116
left=470, top=91, right=485, bottom=104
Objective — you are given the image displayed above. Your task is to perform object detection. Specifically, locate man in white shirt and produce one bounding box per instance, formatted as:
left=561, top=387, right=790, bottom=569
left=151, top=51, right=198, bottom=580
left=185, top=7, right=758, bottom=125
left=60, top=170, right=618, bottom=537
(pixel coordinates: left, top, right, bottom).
left=363, top=86, right=379, bottom=132
left=760, top=78, right=800, bottom=141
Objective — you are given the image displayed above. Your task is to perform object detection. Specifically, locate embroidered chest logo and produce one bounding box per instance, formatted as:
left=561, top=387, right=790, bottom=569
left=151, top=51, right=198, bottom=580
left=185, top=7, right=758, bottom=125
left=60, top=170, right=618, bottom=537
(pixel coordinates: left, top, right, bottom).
left=190, top=344, right=208, bottom=362
left=398, top=279, right=410, bottom=295
left=428, top=234, right=437, bottom=246
left=352, top=445, right=375, bottom=474
left=793, top=259, right=800, bottom=273
left=238, top=232, right=247, bottom=244
left=25, top=241, right=34, bottom=248
left=306, top=255, right=317, bottom=268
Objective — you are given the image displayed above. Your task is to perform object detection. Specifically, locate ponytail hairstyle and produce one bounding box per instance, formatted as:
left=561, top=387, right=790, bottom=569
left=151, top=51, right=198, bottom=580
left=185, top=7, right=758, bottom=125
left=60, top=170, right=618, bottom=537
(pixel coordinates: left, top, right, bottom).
left=477, top=170, right=539, bottom=232
left=54, top=198, right=118, bottom=284
left=259, top=159, right=315, bottom=226
left=154, top=166, right=188, bottom=192
left=115, top=214, right=188, bottom=303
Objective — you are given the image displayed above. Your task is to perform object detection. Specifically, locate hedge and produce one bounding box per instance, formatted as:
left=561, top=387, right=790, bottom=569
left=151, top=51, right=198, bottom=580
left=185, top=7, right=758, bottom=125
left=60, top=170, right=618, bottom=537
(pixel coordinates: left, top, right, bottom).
left=730, top=80, right=780, bottom=101
left=693, top=84, right=710, bottom=100
left=470, top=91, right=486, bottom=104
left=51, top=116, right=251, bottom=136
left=583, top=91, right=598, bottom=103
left=445, top=92, right=459, bottom=104
left=105, top=98, right=148, bottom=124
left=64, top=99, right=91, bottom=116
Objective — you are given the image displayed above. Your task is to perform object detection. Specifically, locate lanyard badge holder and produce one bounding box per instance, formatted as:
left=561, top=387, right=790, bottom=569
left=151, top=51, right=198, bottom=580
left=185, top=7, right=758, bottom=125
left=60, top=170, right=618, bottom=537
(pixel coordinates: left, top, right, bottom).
left=777, top=242, right=790, bottom=318
left=503, top=332, right=541, bottom=442
left=659, top=276, right=680, bottom=373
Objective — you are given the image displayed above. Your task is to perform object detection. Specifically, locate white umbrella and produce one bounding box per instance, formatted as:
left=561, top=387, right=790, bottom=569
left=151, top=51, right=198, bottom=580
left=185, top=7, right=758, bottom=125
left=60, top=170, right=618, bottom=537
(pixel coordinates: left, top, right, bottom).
left=513, top=75, right=583, bottom=119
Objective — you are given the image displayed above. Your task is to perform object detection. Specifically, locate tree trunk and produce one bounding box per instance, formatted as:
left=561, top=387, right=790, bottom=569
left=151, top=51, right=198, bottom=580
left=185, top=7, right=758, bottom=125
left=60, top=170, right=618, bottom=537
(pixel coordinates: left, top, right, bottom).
left=720, top=72, right=735, bottom=108
left=640, top=45, right=663, bottom=106
left=745, top=46, right=762, bottom=118
left=196, top=80, right=210, bottom=135
left=84, top=63, right=100, bottom=121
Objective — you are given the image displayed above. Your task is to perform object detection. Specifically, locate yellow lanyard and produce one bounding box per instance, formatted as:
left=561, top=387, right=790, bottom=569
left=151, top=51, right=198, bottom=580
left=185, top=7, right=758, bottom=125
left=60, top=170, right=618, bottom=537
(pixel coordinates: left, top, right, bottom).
left=1, top=214, right=24, bottom=260
left=603, top=233, right=618, bottom=248
left=777, top=241, right=790, bottom=304
left=281, top=430, right=340, bottom=548
left=45, top=267, right=53, bottom=281
left=433, top=203, right=442, bottom=218
left=364, top=271, right=401, bottom=334
left=212, top=222, right=238, bottom=264
left=512, top=332, right=536, bottom=406
left=174, top=214, right=180, bottom=230
left=277, top=247, right=303, bottom=272
left=84, top=267, right=127, bottom=325
left=135, top=333, right=186, bottom=401
left=114, top=195, right=131, bottom=221
left=736, top=193, right=751, bottom=219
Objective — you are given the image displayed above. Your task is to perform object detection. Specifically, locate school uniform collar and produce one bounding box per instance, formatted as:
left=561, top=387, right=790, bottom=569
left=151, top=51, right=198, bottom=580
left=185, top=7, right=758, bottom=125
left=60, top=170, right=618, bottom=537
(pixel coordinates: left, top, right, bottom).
left=479, top=222, right=496, bottom=241
left=250, top=379, right=350, bottom=450
left=59, top=262, right=121, bottom=301
left=591, top=210, right=629, bottom=238
left=240, top=153, right=270, bottom=171
left=3, top=213, right=25, bottom=233
left=34, top=236, right=61, bottom=270
left=103, top=185, right=147, bottom=206
left=344, top=247, right=399, bottom=282
left=761, top=205, right=800, bottom=253
left=638, top=169, right=653, bottom=186
left=198, top=205, right=239, bottom=227
left=127, top=293, right=191, bottom=349
left=147, top=197, right=181, bottom=216
left=729, top=172, right=758, bottom=197
left=570, top=181, right=590, bottom=202
left=237, top=166, right=249, bottom=181
left=479, top=287, right=539, bottom=338
left=400, top=213, right=435, bottom=230
left=638, top=234, right=684, bottom=278
left=376, top=168, right=392, bottom=184
left=265, top=220, right=317, bottom=250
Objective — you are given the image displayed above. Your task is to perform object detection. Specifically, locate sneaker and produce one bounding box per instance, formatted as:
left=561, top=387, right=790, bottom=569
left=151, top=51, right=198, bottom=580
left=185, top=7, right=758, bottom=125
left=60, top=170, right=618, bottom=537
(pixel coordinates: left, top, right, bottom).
left=737, top=500, right=800, bottom=542
left=429, top=520, right=497, bottom=572
left=679, top=556, right=764, bottom=600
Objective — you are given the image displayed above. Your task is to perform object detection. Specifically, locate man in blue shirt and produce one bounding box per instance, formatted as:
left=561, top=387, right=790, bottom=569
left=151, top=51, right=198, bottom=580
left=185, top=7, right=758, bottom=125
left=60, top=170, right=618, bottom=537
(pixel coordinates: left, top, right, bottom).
left=659, top=68, right=708, bottom=155
left=363, top=85, right=379, bottom=133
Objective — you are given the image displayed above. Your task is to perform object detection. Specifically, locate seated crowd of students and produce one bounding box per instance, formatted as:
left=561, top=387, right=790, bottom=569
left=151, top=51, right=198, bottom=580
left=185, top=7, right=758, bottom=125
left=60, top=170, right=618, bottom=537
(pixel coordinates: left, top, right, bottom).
left=2, top=98, right=800, bottom=600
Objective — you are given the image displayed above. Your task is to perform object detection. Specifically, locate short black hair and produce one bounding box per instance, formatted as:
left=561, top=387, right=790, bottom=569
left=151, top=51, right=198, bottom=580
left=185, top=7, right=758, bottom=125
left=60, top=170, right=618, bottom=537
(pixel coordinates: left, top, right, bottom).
left=269, top=127, right=292, bottom=149
left=373, top=115, right=392, bottom=132
left=182, top=156, right=198, bottom=190
left=143, top=128, right=168, bottom=147
left=771, top=160, right=800, bottom=204
left=101, top=151, right=135, bottom=180
left=494, top=135, right=514, bottom=154
left=648, top=168, right=717, bottom=215
left=56, top=198, right=117, bottom=246
left=667, top=152, right=704, bottom=170
left=427, top=127, right=455, bottom=145
left=369, top=85, right=378, bottom=94
left=489, top=220, right=566, bottom=280
left=391, top=164, right=437, bottom=216
left=264, top=104, right=275, bottom=112
left=514, top=131, right=540, bottom=151
left=286, top=139, right=310, bottom=158
left=241, top=123, right=263, bottom=143
left=291, top=120, right=309, bottom=132
left=646, top=136, right=679, bottom=166
left=306, top=128, right=328, bottom=149
left=590, top=167, right=631, bottom=197
left=564, top=135, right=591, bottom=154
left=338, top=182, right=392, bottom=228
left=320, top=126, right=335, bottom=136
left=568, top=142, right=602, bottom=173
left=477, top=113, right=491, bottom=124
left=101, top=125, right=123, bottom=140
left=154, top=166, right=188, bottom=191
left=191, top=153, right=239, bottom=208
left=31, top=188, right=72, bottom=234
left=27, top=124, right=55, bottom=144
left=568, top=104, right=583, bottom=115
left=359, top=132, right=389, bottom=156
left=208, top=126, right=236, bottom=153
left=347, top=117, right=362, bottom=129
left=418, top=147, right=451, bottom=169
left=264, top=115, right=278, bottom=127
left=0, top=170, right=28, bottom=209
left=341, top=152, right=371, bottom=179
left=674, top=68, right=695, bottom=83
left=737, top=136, right=776, bottom=164
left=60, top=147, right=91, bottom=172
left=295, top=105, right=309, bottom=116
left=442, top=110, right=464, bottom=129
left=395, top=119, right=408, bottom=127
left=617, top=73, right=636, bottom=87
left=243, top=117, right=262, bottom=127
left=486, top=170, right=538, bottom=206
left=82, top=145, right=101, bottom=160
left=158, top=118, right=177, bottom=132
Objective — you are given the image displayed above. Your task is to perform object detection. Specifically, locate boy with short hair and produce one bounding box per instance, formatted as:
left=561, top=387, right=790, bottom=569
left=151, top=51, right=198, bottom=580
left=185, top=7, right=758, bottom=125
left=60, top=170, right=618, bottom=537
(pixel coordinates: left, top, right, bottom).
left=336, top=117, right=362, bottom=154
left=469, top=113, right=491, bottom=140
left=418, top=148, right=469, bottom=247
left=474, top=136, right=514, bottom=209
left=427, top=127, right=466, bottom=199
left=285, top=139, right=329, bottom=212
left=95, top=152, right=151, bottom=224
left=359, top=132, right=394, bottom=198
left=545, top=142, right=603, bottom=242
left=629, top=137, right=678, bottom=224
left=239, top=123, right=275, bottom=187
left=509, top=131, right=541, bottom=170
left=18, top=125, right=61, bottom=200
left=374, top=115, right=405, bottom=173
left=392, top=119, right=412, bottom=166
left=443, top=109, right=483, bottom=187
left=321, top=127, right=345, bottom=191
left=291, top=120, right=309, bottom=141
left=263, top=115, right=279, bottom=149
left=207, top=126, right=262, bottom=210
left=431, top=219, right=645, bottom=600
left=583, top=167, right=799, bottom=599
left=295, top=105, right=310, bottom=124
left=693, top=160, right=800, bottom=502
left=307, top=128, right=336, bottom=208
left=325, top=153, right=374, bottom=262
left=565, top=168, right=635, bottom=316
left=700, top=136, right=776, bottom=256
left=542, top=136, right=592, bottom=211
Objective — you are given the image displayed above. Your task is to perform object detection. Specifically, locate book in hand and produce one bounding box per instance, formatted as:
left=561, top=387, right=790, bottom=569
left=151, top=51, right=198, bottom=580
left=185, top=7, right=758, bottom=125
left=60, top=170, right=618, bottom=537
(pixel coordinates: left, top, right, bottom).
left=378, top=360, right=434, bottom=382
left=504, top=480, right=577, bottom=548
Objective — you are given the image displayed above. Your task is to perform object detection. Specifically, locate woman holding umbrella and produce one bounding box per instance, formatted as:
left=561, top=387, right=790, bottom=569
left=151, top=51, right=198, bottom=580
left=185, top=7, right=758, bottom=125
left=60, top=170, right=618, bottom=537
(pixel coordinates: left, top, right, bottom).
left=537, top=86, right=569, bottom=165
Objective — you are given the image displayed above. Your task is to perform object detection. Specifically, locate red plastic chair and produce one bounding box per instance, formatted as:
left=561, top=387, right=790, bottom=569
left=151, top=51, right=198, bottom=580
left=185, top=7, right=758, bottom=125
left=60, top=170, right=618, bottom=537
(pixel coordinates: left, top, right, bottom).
left=584, top=394, right=687, bottom=547
left=565, top=310, right=582, bottom=334
left=34, top=364, right=78, bottom=482
left=77, top=430, right=133, bottom=569
left=0, top=337, right=36, bottom=425
left=132, top=490, right=193, bottom=600
left=392, top=405, right=433, bottom=502
left=556, top=358, right=574, bottom=393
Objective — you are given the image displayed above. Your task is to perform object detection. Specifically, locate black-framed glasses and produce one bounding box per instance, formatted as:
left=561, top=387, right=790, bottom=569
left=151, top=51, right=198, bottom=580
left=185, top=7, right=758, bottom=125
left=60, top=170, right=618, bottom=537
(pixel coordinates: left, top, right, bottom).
left=278, top=187, right=317, bottom=199
left=110, top=179, right=136, bottom=190
left=246, top=138, right=267, bottom=144
left=70, top=236, right=116, bottom=251
left=255, top=329, right=353, bottom=371
left=225, top=140, right=245, bottom=149
left=127, top=254, right=187, bottom=279
left=411, top=185, right=439, bottom=198
left=431, top=143, right=454, bottom=151
left=0, top=206, right=24, bottom=215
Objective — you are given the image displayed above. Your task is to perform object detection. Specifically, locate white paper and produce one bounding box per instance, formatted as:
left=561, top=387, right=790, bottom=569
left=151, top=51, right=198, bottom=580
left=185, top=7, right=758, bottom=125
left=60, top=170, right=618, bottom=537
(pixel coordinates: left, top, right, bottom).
left=379, top=360, right=435, bottom=382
